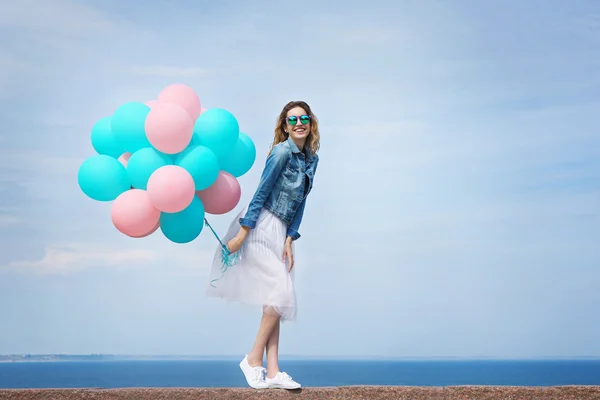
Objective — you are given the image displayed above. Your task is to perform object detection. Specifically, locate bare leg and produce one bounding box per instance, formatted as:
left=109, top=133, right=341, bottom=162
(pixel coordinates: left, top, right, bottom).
left=265, top=318, right=281, bottom=378
left=247, top=312, right=280, bottom=367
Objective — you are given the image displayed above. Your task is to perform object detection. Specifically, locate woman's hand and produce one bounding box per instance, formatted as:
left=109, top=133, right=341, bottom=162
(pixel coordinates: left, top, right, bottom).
left=227, top=227, right=249, bottom=253
left=283, top=237, right=294, bottom=272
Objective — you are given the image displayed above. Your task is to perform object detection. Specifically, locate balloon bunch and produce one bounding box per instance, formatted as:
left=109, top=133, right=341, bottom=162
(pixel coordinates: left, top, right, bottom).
left=77, top=84, right=256, bottom=244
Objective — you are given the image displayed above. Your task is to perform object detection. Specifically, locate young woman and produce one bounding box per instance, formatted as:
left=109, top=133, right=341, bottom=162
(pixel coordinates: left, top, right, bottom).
left=206, top=101, right=320, bottom=389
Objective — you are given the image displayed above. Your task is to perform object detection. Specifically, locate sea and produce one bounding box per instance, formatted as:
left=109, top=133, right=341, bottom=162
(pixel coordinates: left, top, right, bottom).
left=1, top=359, right=599, bottom=388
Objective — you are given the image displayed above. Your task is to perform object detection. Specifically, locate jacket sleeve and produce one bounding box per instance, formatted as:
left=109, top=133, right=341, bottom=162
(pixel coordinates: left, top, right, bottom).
left=286, top=154, right=319, bottom=240
left=239, top=145, right=289, bottom=229
left=286, top=197, right=306, bottom=240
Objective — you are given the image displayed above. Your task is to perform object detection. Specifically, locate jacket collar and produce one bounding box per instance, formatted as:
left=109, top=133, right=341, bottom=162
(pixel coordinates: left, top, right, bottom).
left=286, top=136, right=314, bottom=161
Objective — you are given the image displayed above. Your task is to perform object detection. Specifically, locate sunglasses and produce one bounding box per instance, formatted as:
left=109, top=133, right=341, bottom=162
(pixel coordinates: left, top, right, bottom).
left=287, top=115, right=311, bottom=125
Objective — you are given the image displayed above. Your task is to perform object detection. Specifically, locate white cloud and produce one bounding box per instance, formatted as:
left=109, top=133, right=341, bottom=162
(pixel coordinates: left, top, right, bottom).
left=344, top=26, right=399, bottom=45
left=27, top=155, right=84, bottom=176
left=0, top=152, right=84, bottom=182
left=0, top=0, right=162, bottom=92
left=0, top=0, right=132, bottom=37
left=2, top=243, right=156, bottom=275
left=1, top=241, right=214, bottom=275
left=0, top=51, right=19, bottom=66
left=156, top=240, right=215, bottom=270
left=0, top=52, right=31, bottom=72
left=0, top=213, right=19, bottom=227
left=570, top=11, right=600, bottom=45
left=0, top=52, right=36, bottom=97
left=308, top=14, right=403, bottom=46
left=129, top=66, right=213, bottom=78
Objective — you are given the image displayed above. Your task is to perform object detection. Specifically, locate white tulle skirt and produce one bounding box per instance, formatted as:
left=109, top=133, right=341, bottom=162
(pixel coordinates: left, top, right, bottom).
left=206, top=206, right=297, bottom=322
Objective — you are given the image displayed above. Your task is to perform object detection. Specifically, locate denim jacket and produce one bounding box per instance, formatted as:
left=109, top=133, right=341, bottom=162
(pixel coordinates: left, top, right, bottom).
left=239, top=137, right=319, bottom=240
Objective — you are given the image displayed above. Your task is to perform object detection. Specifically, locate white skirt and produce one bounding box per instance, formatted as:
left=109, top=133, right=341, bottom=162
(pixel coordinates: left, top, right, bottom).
left=206, top=206, right=297, bottom=322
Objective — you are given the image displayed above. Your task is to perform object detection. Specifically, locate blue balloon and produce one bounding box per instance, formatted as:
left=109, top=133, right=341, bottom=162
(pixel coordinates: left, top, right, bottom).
left=194, top=108, right=239, bottom=157
left=111, top=102, right=151, bottom=153
left=170, top=134, right=201, bottom=162
left=218, top=132, right=256, bottom=177
left=78, top=155, right=130, bottom=201
left=175, top=145, right=220, bottom=190
left=127, top=148, right=173, bottom=189
left=90, top=116, right=123, bottom=158
left=159, top=196, right=205, bottom=244
left=188, top=133, right=202, bottom=147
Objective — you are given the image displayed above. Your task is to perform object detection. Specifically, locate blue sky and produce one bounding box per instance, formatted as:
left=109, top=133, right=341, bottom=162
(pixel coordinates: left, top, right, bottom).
left=0, top=0, right=599, bottom=358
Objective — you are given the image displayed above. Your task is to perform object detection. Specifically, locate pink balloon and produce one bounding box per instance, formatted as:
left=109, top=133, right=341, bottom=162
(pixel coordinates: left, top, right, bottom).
left=118, top=152, right=132, bottom=167
left=145, top=100, right=159, bottom=108
left=131, top=220, right=160, bottom=238
left=157, top=84, right=202, bottom=121
left=111, top=189, right=160, bottom=238
left=147, top=165, right=195, bottom=213
left=200, top=106, right=207, bottom=115
left=197, top=171, right=241, bottom=215
left=145, top=102, right=194, bottom=154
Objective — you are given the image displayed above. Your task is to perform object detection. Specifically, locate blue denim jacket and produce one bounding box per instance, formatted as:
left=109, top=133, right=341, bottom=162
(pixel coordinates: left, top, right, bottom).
left=239, top=137, right=319, bottom=240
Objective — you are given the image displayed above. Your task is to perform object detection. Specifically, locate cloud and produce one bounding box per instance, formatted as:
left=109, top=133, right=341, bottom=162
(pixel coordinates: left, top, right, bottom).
left=0, top=0, right=136, bottom=37
left=0, top=238, right=215, bottom=276
left=129, top=66, right=213, bottom=78
left=2, top=152, right=84, bottom=175
left=0, top=213, right=19, bottom=228
left=0, top=0, right=161, bottom=104
left=308, top=14, right=402, bottom=46
left=0, top=52, right=36, bottom=98
left=0, top=52, right=28, bottom=69
left=1, top=243, right=157, bottom=275
left=570, top=10, right=600, bottom=45
left=344, top=26, right=399, bottom=45
left=0, top=181, right=30, bottom=208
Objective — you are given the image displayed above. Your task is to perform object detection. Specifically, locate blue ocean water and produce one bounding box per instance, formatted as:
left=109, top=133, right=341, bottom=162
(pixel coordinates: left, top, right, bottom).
left=1, top=359, right=599, bottom=388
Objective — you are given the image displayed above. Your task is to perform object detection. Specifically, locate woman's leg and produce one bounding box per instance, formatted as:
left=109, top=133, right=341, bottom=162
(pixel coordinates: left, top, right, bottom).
left=265, top=318, right=281, bottom=378
left=247, top=312, right=280, bottom=367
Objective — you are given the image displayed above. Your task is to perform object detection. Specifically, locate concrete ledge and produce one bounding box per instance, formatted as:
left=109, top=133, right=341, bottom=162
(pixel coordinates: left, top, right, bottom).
left=1, top=386, right=600, bottom=399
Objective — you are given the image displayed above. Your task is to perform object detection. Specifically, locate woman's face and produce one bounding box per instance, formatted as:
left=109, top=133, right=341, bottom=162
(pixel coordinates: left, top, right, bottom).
left=285, top=106, right=311, bottom=141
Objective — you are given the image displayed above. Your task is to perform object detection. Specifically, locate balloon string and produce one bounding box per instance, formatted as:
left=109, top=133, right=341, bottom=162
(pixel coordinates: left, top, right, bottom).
left=204, top=218, right=240, bottom=288
left=204, top=218, right=226, bottom=248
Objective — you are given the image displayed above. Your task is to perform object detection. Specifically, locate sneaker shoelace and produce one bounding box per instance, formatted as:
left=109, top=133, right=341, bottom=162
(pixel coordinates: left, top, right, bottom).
left=279, top=372, right=293, bottom=381
left=254, top=368, right=265, bottom=382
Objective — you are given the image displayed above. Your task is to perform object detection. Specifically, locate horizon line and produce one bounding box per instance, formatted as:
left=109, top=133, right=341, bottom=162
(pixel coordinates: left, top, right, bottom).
left=2, top=354, right=600, bottom=360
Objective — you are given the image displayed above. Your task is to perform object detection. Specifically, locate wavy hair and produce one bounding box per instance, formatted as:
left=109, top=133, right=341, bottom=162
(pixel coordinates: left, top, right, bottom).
left=269, top=101, right=320, bottom=156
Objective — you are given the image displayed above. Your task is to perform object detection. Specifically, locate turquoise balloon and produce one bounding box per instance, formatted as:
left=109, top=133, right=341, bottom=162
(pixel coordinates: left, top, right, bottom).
left=194, top=108, right=239, bottom=157
left=170, top=134, right=201, bottom=162
left=90, top=116, right=123, bottom=158
left=111, top=102, right=151, bottom=153
left=159, top=196, right=205, bottom=244
left=77, top=155, right=130, bottom=201
left=127, top=148, right=173, bottom=189
left=188, top=133, right=202, bottom=147
left=218, top=132, right=256, bottom=177
left=175, top=145, right=220, bottom=190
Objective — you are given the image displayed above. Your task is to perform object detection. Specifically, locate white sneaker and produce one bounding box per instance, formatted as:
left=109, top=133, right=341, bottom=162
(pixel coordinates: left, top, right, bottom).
left=239, top=355, right=267, bottom=389
left=266, top=371, right=301, bottom=389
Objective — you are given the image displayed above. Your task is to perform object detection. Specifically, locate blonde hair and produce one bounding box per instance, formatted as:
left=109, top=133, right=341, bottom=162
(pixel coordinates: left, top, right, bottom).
left=269, top=101, right=320, bottom=156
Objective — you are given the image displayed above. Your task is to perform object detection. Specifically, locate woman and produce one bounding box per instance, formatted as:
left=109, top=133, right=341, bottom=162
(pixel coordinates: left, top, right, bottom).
left=206, top=100, right=320, bottom=389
